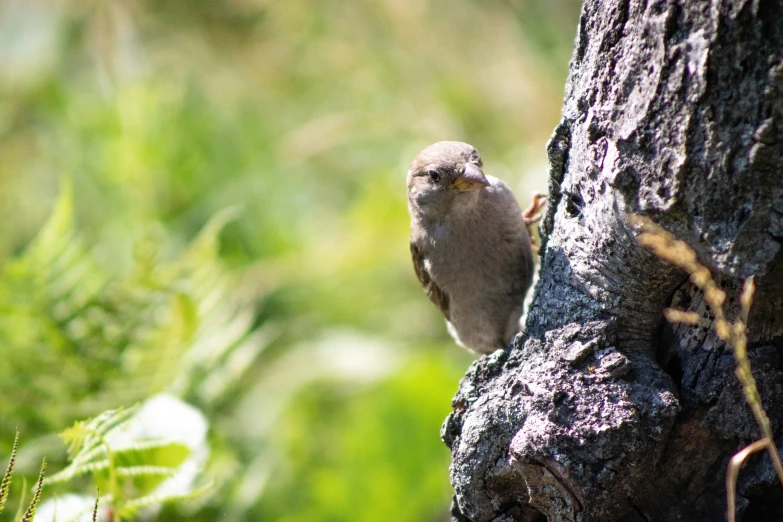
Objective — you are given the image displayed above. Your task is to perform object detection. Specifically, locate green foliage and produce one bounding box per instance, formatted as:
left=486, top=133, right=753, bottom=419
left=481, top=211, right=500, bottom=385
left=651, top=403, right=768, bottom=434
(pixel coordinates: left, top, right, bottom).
left=0, top=184, right=258, bottom=435
left=19, top=460, right=45, bottom=522
left=260, top=355, right=460, bottom=522
left=47, top=406, right=207, bottom=522
left=114, top=481, right=213, bottom=521
left=0, top=432, right=18, bottom=512
left=0, top=185, right=256, bottom=520
left=0, top=434, right=47, bottom=522
left=0, top=0, right=580, bottom=520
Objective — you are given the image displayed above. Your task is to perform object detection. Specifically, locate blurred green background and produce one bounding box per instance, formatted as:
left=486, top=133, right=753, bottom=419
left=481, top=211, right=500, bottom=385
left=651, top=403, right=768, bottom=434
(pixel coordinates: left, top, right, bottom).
left=0, top=0, right=580, bottom=520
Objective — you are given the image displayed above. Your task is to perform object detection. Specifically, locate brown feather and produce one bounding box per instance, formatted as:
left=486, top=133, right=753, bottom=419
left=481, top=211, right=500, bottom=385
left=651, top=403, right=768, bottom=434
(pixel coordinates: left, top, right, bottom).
left=410, top=242, right=450, bottom=319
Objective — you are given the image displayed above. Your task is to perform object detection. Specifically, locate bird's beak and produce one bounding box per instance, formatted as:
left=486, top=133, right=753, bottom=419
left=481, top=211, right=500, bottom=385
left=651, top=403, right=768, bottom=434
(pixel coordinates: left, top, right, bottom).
left=452, top=163, right=490, bottom=192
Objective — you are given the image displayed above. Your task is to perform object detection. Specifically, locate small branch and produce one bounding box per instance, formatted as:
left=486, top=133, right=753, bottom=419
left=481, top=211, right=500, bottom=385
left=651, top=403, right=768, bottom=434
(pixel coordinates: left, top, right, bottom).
left=633, top=216, right=783, bottom=519
left=726, top=438, right=768, bottom=522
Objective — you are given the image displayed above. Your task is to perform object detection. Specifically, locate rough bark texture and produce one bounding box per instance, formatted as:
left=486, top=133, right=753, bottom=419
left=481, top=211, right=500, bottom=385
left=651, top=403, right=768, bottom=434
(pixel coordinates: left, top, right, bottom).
left=443, top=1, right=783, bottom=520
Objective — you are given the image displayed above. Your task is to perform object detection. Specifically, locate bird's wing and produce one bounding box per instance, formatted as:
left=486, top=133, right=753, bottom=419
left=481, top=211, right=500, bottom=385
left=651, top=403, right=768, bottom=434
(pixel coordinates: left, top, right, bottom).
left=410, top=242, right=450, bottom=320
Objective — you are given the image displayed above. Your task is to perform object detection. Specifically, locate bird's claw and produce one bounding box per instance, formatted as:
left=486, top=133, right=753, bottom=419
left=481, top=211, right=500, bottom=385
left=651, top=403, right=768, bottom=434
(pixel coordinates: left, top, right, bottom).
left=523, top=192, right=547, bottom=252
left=522, top=192, right=547, bottom=226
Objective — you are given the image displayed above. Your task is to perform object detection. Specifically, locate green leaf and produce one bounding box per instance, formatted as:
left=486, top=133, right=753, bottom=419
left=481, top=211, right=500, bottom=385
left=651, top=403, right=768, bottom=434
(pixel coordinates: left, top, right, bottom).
left=113, top=440, right=191, bottom=470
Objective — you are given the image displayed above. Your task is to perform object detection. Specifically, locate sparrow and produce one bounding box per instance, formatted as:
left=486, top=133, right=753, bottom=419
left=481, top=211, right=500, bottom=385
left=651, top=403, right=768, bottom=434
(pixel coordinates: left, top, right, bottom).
left=406, top=141, right=545, bottom=354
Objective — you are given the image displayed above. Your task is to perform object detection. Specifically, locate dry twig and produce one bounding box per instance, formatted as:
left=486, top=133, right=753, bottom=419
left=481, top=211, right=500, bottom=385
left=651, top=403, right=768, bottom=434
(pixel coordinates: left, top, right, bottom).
left=630, top=215, right=783, bottom=522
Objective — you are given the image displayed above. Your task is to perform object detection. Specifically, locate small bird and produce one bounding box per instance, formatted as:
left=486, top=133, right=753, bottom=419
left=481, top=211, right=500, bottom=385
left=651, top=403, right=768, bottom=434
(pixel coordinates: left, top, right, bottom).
left=406, top=141, right=545, bottom=354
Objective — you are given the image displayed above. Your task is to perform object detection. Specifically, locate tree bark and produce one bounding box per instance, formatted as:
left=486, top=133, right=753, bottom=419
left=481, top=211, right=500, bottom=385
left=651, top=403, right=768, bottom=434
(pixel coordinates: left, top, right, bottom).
left=443, top=1, right=783, bottom=520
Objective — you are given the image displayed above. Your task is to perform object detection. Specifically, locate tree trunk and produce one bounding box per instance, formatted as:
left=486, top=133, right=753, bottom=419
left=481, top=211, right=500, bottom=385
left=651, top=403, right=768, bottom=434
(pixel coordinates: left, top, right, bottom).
left=443, top=1, right=783, bottom=520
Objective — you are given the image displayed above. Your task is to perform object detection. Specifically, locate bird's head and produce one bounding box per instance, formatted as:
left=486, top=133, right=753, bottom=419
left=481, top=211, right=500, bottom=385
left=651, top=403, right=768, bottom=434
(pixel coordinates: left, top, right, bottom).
left=406, top=141, right=489, bottom=218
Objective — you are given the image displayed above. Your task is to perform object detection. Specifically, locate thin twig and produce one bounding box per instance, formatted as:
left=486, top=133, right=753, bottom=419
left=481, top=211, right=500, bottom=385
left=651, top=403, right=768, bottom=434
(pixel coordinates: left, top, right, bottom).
left=631, top=215, right=783, bottom=521
left=726, top=438, right=768, bottom=522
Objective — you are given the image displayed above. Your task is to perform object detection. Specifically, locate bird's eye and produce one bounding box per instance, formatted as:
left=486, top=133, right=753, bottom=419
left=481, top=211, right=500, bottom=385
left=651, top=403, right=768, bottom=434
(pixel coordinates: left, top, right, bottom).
left=428, top=170, right=441, bottom=183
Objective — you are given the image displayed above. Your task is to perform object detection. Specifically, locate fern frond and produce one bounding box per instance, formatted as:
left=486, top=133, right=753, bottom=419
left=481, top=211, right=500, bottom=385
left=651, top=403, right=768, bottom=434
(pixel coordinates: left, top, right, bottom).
left=27, top=179, right=75, bottom=261
left=183, top=207, right=241, bottom=264
left=115, top=480, right=215, bottom=519
left=19, top=458, right=45, bottom=522
left=50, top=440, right=190, bottom=484
left=45, top=458, right=108, bottom=485
left=115, top=466, right=175, bottom=478
left=112, top=440, right=191, bottom=470
left=59, top=422, right=89, bottom=462
left=62, top=406, right=138, bottom=456
left=197, top=324, right=277, bottom=401
left=112, top=439, right=188, bottom=453
left=0, top=188, right=262, bottom=437
left=0, top=198, right=259, bottom=518
left=48, top=406, right=139, bottom=485
left=0, top=430, right=19, bottom=512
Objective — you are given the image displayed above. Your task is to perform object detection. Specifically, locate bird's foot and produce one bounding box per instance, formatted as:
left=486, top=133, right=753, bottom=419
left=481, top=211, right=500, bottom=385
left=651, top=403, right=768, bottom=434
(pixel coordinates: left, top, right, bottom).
left=522, top=192, right=547, bottom=226
left=523, top=193, right=547, bottom=252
